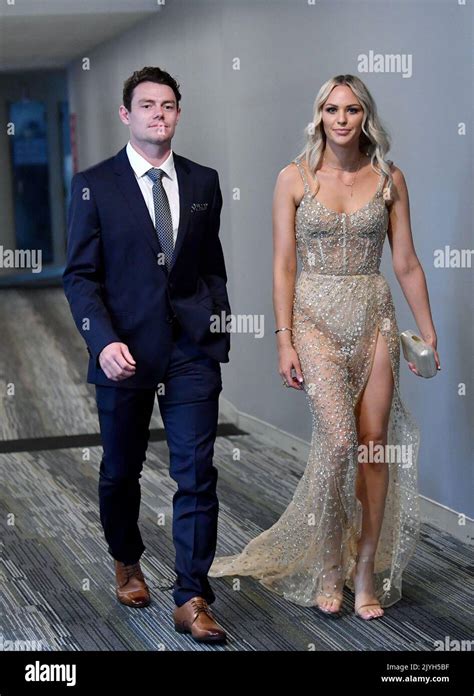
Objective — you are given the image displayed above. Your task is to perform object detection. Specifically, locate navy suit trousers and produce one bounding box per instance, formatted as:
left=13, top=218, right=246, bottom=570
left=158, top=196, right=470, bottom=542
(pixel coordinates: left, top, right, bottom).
left=96, top=321, right=222, bottom=607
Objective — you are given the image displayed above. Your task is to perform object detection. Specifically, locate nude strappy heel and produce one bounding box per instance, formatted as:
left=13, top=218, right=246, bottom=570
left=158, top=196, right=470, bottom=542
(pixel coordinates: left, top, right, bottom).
left=316, top=563, right=344, bottom=616
left=353, top=554, right=385, bottom=620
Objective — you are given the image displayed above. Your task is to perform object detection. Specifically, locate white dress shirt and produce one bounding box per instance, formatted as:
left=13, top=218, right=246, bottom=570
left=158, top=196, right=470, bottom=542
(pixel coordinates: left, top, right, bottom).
left=126, top=141, right=180, bottom=245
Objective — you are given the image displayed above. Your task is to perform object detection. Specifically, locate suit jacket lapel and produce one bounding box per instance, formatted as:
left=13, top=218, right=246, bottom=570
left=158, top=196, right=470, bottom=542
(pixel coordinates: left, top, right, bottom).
left=113, top=147, right=164, bottom=268
left=171, top=153, right=193, bottom=272
left=113, top=147, right=193, bottom=275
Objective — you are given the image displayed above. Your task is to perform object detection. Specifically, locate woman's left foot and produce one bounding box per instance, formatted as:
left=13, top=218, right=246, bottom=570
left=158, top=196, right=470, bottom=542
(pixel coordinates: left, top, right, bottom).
left=353, top=554, right=384, bottom=620
left=316, top=564, right=344, bottom=615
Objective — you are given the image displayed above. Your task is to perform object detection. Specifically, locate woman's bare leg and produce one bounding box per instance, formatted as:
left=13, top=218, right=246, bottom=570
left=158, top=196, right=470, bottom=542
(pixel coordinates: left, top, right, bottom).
left=354, top=328, right=394, bottom=619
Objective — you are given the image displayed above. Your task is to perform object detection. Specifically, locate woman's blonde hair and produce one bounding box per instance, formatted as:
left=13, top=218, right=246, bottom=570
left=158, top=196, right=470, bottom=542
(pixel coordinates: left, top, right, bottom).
left=296, top=74, right=393, bottom=199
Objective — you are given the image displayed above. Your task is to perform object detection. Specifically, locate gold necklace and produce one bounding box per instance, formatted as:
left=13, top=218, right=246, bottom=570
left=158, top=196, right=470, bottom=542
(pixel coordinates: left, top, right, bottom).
left=323, top=154, right=363, bottom=197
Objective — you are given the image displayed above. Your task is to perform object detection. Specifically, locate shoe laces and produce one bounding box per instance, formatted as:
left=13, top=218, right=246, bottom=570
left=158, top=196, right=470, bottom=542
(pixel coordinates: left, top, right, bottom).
left=122, top=562, right=142, bottom=582
left=190, top=598, right=213, bottom=620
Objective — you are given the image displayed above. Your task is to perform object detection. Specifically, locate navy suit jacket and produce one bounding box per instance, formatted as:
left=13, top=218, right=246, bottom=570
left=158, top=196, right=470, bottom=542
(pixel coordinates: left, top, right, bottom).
left=63, top=146, right=231, bottom=388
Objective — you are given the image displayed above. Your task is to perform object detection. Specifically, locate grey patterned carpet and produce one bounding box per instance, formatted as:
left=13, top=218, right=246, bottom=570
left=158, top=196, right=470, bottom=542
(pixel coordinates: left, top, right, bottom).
left=0, top=289, right=473, bottom=652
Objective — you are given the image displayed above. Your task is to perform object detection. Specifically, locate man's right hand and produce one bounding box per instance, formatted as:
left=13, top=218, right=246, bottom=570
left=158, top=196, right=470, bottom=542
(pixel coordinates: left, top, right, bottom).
left=98, top=342, right=136, bottom=381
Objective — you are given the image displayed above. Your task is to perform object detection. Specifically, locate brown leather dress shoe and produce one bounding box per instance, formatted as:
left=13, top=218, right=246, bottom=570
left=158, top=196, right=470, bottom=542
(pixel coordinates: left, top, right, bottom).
left=114, top=560, right=150, bottom=608
left=173, top=597, right=227, bottom=643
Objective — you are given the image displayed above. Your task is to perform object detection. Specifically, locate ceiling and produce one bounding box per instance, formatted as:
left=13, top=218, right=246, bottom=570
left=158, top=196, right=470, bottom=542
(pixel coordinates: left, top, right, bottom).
left=0, top=0, right=159, bottom=72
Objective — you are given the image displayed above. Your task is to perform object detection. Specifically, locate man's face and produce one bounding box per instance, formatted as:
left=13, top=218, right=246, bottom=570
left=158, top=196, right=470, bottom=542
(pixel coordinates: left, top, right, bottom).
left=119, top=81, right=181, bottom=146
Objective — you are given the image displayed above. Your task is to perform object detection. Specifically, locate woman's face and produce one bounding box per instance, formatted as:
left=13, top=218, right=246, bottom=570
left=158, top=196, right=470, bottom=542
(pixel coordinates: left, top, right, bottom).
left=321, top=85, right=365, bottom=149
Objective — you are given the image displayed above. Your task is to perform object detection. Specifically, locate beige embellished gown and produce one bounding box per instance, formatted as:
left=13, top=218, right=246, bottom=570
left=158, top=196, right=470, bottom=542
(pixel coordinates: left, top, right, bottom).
left=209, top=156, right=421, bottom=608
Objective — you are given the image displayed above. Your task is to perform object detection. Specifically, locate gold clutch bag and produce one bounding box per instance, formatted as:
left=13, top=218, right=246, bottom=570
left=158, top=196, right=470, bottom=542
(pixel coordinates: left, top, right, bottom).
left=400, top=330, right=437, bottom=378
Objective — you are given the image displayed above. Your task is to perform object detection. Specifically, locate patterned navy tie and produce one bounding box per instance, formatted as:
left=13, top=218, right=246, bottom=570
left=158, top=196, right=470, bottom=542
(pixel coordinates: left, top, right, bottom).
left=146, top=168, right=174, bottom=270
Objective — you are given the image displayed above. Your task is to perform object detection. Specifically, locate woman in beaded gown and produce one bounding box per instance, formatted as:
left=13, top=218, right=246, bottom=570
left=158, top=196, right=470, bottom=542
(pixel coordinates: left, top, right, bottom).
left=209, top=75, right=440, bottom=619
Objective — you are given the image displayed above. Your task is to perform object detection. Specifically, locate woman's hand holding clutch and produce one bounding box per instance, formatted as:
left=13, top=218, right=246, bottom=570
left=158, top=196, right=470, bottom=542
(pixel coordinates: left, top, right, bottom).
left=401, top=330, right=441, bottom=378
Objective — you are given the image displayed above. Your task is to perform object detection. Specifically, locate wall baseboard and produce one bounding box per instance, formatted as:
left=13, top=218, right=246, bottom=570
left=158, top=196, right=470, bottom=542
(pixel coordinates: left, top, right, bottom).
left=219, top=397, right=473, bottom=546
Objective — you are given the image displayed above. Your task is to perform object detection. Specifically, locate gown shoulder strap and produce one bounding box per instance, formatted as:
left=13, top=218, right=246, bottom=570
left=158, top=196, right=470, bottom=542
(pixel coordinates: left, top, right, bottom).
left=292, top=156, right=311, bottom=195
left=378, top=159, right=394, bottom=193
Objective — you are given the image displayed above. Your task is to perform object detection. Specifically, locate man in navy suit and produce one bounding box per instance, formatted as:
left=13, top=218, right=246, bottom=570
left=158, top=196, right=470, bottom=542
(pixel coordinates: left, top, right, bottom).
left=63, top=66, right=230, bottom=643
